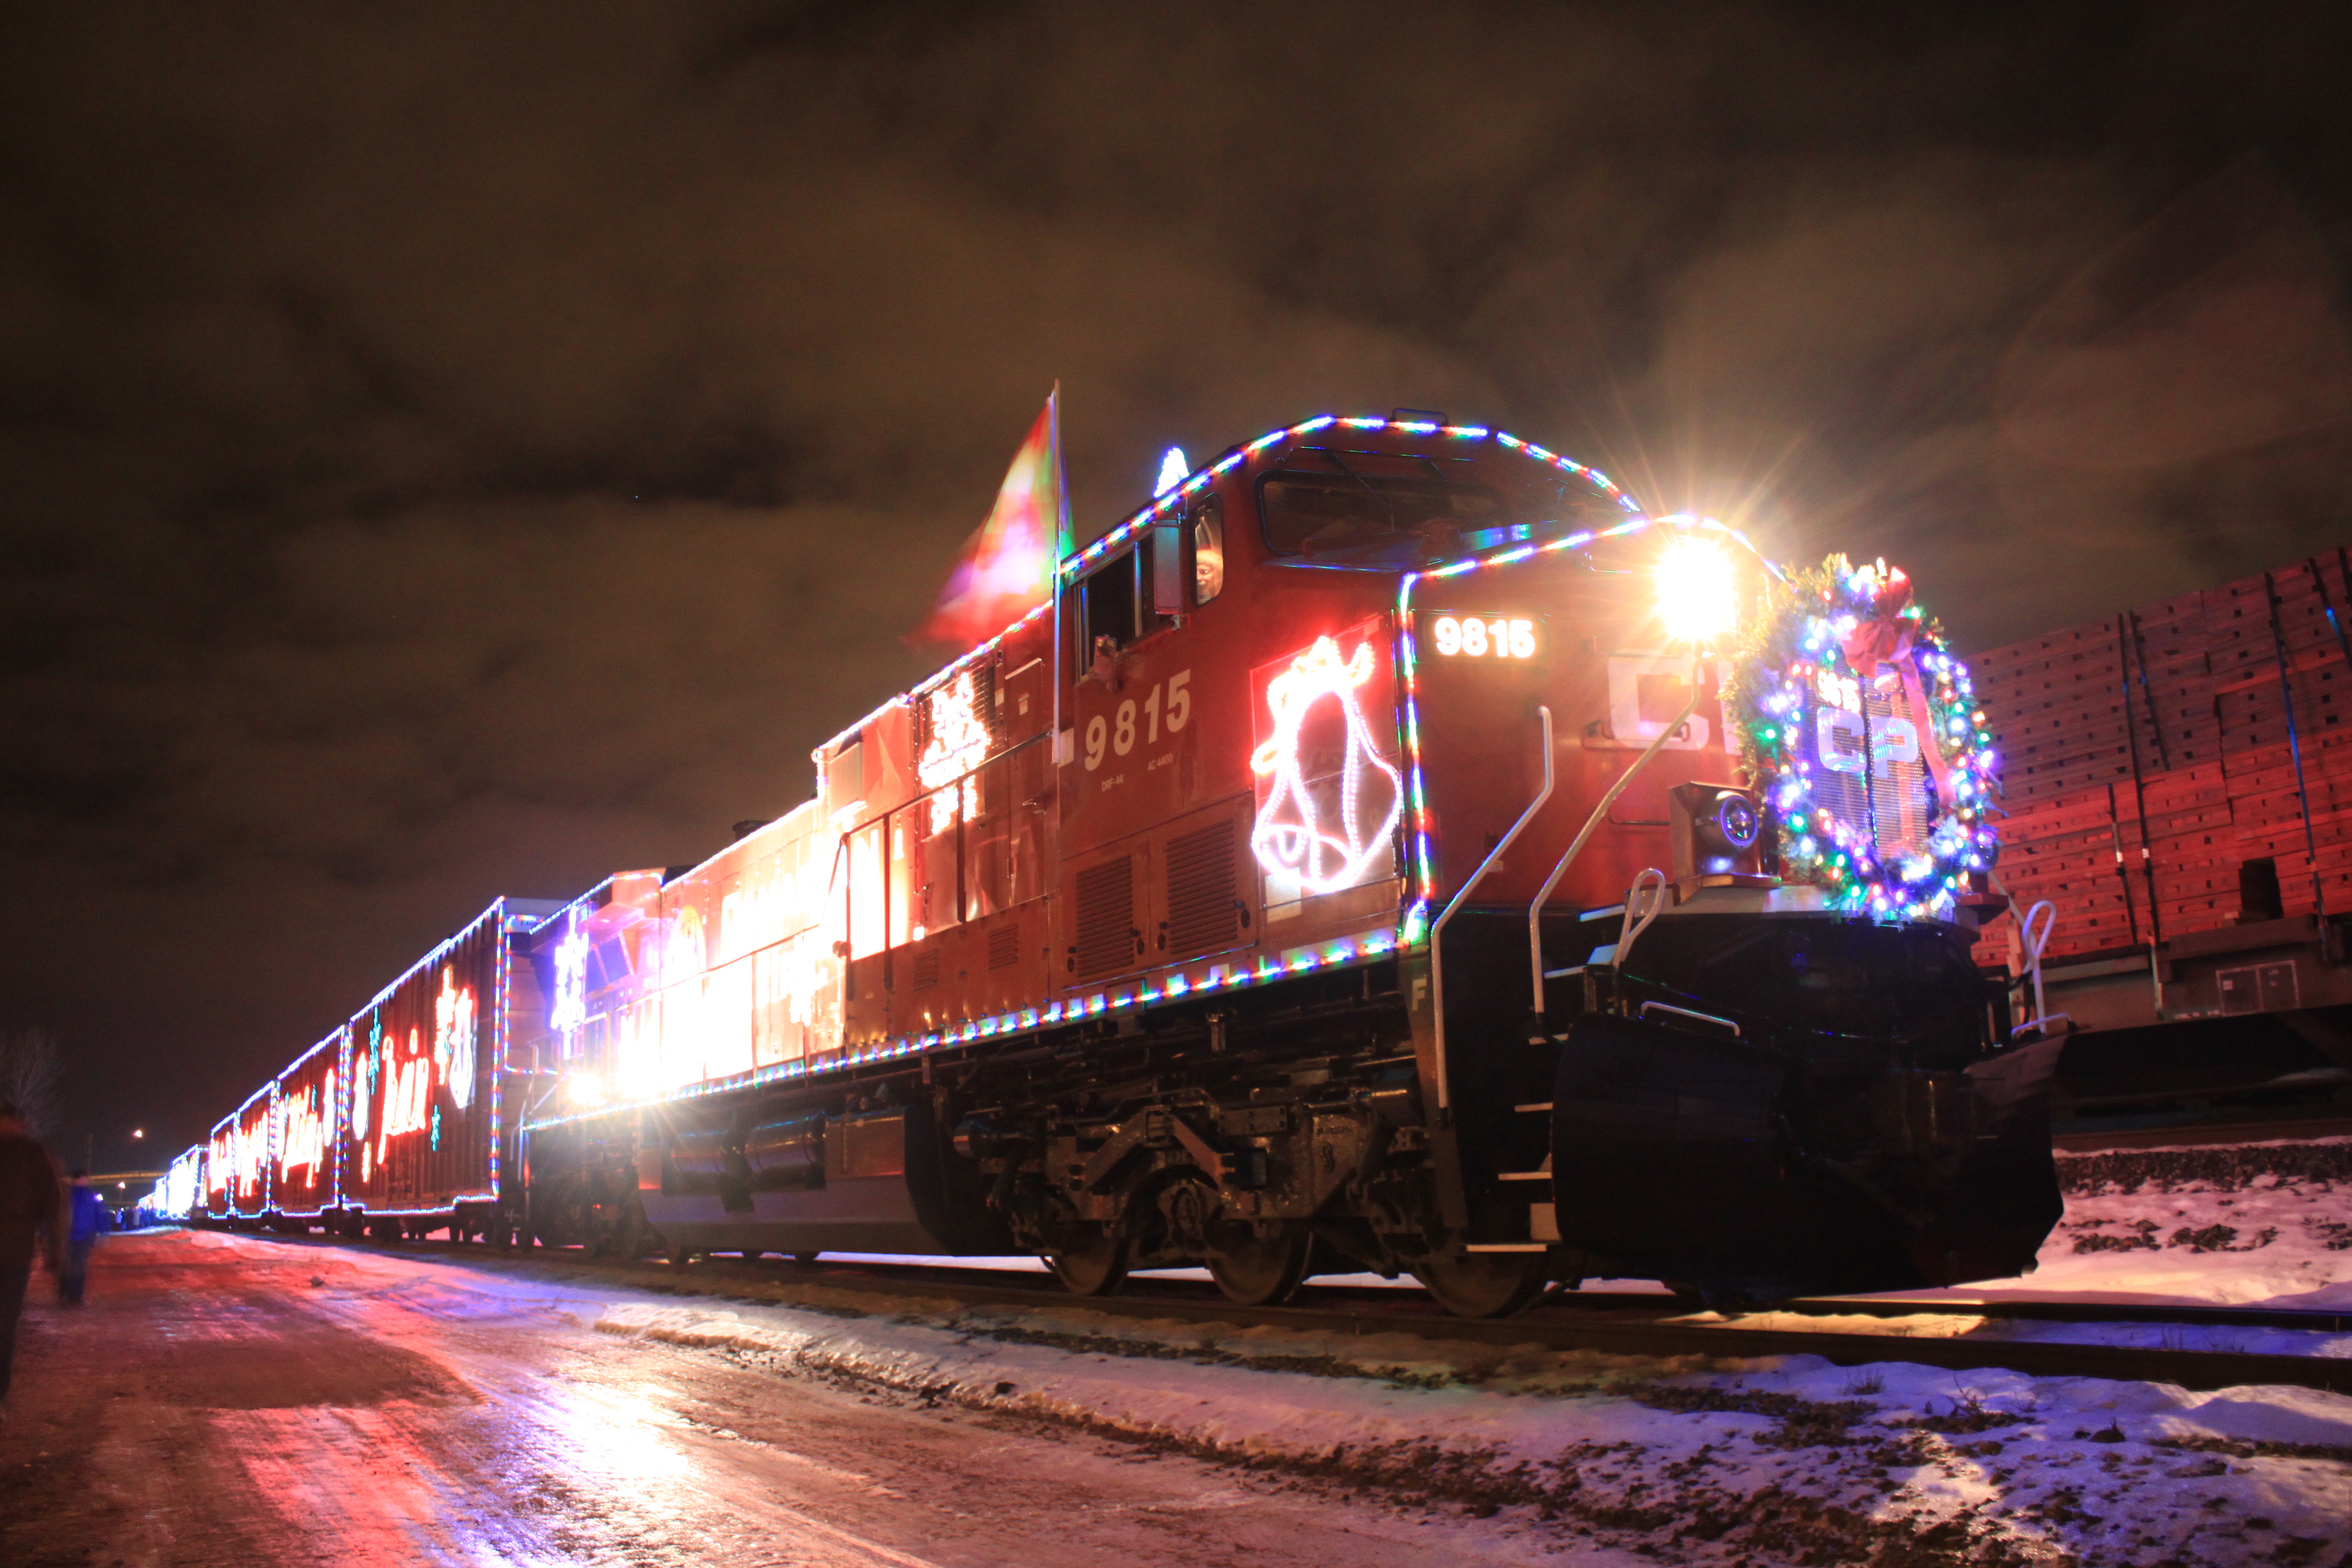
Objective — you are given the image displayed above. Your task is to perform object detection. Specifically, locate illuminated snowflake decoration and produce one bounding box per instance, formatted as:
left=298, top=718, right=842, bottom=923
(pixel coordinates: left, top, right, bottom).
left=1250, top=635, right=1404, bottom=896
left=1725, top=554, right=2000, bottom=921
left=918, top=671, right=993, bottom=833
left=548, top=921, right=589, bottom=1039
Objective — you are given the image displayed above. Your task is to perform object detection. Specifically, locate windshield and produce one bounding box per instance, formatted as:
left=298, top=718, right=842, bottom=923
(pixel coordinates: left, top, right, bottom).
left=1260, top=471, right=1505, bottom=556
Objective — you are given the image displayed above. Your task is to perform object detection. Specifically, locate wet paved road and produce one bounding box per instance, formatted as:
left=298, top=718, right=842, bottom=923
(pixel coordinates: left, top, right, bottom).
left=0, top=1231, right=1575, bottom=1567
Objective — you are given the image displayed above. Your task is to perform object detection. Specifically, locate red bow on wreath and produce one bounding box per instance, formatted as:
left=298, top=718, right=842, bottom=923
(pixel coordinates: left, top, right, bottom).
left=1836, top=563, right=1955, bottom=800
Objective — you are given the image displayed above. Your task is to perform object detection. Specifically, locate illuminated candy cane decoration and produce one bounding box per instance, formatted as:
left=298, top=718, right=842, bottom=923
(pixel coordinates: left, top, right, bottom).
left=1249, top=636, right=1404, bottom=895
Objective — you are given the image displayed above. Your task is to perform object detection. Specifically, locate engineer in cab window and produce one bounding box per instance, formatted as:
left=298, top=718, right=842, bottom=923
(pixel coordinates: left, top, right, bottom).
left=1193, top=496, right=1224, bottom=604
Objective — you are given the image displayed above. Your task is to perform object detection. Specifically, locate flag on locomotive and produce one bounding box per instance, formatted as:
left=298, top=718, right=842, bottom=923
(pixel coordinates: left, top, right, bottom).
left=166, top=408, right=2061, bottom=1316
left=911, top=390, right=1073, bottom=651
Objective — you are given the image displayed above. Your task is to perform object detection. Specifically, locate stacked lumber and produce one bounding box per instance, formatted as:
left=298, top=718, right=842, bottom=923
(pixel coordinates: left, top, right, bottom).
left=1965, top=549, right=2352, bottom=971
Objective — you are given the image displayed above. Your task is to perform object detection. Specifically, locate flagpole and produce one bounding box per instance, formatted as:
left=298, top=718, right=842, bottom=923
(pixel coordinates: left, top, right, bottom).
left=1049, top=382, right=1067, bottom=775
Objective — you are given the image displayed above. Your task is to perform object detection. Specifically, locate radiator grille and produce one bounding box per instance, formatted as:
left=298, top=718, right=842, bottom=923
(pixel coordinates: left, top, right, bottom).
left=1164, top=819, right=1240, bottom=957
left=1074, top=856, right=1138, bottom=980
left=910, top=948, right=940, bottom=990
left=988, top=922, right=1022, bottom=970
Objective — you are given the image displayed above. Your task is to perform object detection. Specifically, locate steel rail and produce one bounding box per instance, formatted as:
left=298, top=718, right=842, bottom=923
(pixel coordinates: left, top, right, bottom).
left=221, top=1228, right=2352, bottom=1396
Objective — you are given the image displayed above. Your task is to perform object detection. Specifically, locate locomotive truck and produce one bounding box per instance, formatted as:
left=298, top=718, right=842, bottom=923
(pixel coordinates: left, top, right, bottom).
left=174, top=412, right=2064, bottom=1315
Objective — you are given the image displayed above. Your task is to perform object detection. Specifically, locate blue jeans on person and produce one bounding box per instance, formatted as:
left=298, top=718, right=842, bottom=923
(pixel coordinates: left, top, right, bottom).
left=57, top=1241, right=90, bottom=1307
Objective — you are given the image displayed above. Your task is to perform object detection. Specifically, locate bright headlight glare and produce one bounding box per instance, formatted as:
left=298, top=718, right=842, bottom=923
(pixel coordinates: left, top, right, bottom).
left=1654, top=537, right=1738, bottom=645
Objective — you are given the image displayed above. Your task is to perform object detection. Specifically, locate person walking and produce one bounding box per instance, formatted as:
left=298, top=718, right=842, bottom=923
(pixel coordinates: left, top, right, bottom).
left=0, top=1100, right=66, bottom=1408
left=59, top=1170, right=104, bottom=1307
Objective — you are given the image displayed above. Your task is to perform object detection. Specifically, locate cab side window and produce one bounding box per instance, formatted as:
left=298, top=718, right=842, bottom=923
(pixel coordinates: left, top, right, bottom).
left=1079, top=546, right=1140, bottom=661
left=1192, top=495, right=1225, bottom=605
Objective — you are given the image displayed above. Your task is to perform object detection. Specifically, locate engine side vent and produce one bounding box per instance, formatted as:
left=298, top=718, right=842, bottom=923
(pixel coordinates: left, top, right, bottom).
left=1164, top=819, right=1240, bottom=958
left=1074, top=856, right=1138, bottom=980
left=987, top=922, right=1022, bottom=970
left=910, top=948, right=941, bottom=990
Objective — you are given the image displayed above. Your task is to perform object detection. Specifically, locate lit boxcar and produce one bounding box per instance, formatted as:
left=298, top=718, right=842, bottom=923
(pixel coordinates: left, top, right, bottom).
left=154, top=1145, right=203, bottom=1220
left=206, top=1086, right=273, bottom=1227
left=334, top=897, right=562, bottom=1241
left=268, top=1029, right=343, bottom=1230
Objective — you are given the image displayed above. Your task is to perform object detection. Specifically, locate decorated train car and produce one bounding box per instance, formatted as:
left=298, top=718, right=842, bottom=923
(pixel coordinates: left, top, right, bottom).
left=202, top=1086, right=273, bottom=1223
left=268, top=1030, right=343, bottom=1227
left=150, top=1145, right=204, bottom=1220
left=327, top=897, right=561, bottom=1240
left=496, top=411, right=2063, bottom=1312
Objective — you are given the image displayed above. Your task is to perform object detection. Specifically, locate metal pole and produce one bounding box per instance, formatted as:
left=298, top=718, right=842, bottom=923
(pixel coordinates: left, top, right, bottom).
left=2128, top=610, right=2170, bottom=771
left=2114, top=612, right=2165, bottom=1011
left=2105, top=782, right=2140, bottom=947
left=2306, top=555, right=2352, bottom=671
left=2262, top=570, right=2327, bottom=922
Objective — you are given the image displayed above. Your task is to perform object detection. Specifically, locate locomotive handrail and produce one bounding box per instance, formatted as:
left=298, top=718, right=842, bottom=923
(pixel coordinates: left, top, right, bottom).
left=1615, top=868, right=1670, bottom=972
left=1638, top=999, right=1742, bottom=1037
left=1429, top=704, right=1554, bottom=1112
left=2017, top=899, right=2058, bottom=1033
left=1528, top=658, right=1704, bottom=1014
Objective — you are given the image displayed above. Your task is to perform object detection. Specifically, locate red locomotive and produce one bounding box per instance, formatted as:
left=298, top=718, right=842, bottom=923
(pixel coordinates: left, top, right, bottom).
left=174, top=411, right=2063, bottom=1315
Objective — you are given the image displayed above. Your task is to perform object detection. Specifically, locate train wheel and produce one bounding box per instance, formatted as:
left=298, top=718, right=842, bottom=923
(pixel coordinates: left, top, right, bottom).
left=605, top=1198, right=652, bottom=1262
left=1045, top=1233, right=1129, bottom=1297
left=666, top=1243, right=694, bottom=1267
left=791, top=1251, right=823, bottom=1267
left=1411, top=1249, right=1551, bottom=1319
left=1206, top=1225, right=1313, bottom=1307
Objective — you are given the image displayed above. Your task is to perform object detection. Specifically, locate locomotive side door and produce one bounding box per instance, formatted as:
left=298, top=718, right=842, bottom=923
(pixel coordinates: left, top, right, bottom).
left=1055, top=491, right=1249, bottom=993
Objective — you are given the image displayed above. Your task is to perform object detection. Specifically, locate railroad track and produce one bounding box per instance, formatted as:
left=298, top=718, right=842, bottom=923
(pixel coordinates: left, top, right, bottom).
left=222, top=1228, right=2352, bottom=1396
left=2052, top=1115, right=2352, bottom=1153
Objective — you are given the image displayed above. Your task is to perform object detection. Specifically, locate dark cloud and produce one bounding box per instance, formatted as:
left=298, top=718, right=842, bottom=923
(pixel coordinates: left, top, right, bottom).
left=4, top=0, right=2352, bottom=1157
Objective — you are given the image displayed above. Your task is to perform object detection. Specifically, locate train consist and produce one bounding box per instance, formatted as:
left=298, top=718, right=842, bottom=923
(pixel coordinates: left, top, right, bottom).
left=157, top=412, right=2063, bottom=1314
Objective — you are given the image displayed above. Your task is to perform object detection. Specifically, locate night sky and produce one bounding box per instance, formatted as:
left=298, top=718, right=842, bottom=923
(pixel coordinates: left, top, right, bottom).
left=7, top=3, right=2352, bottom=1165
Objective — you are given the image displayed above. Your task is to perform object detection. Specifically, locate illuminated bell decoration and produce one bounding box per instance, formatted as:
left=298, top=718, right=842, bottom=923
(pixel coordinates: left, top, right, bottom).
left=1725, top=554, right=1999, bottom=921
left=1250, top=635, right=1404, bottom=896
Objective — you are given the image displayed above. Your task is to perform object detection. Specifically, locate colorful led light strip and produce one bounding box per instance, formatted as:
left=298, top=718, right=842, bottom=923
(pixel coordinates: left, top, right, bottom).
left=816, top=416, right=1655, bottom=771
left=1062, top=416, right=1643, bottom=583
left=523, top=923, right=1403, bottom=1131
left=1393, top=513, right=1783, bottom=944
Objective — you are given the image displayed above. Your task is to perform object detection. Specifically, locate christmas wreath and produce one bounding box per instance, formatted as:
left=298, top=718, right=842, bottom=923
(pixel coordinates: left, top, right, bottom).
left=1725, top=555, right=1999, bottom=920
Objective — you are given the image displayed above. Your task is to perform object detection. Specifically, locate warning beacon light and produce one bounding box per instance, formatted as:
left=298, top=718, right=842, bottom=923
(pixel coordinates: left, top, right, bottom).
left=1653, top=534, right=1739, bottom=647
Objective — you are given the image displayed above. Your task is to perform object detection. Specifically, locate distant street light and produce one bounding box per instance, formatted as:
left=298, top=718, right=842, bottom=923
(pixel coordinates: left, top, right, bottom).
left=132, top=1128, right=145, bottom=1140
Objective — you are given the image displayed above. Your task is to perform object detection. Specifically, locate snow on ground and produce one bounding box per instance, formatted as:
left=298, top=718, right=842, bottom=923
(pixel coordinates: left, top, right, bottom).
left=567, top=1135, right=2352, bottom=1560
left=1857, top=1135, right=2352, bottom=1318
left=595, top=1288, right=2352, bottom=1567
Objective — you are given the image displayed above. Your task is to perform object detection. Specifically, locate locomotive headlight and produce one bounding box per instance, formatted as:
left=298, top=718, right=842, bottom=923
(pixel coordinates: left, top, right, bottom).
left=565, top=1072, right=605, bottom=1108
left=1714, top=791, right=1760, bottom=852
left=1654, top=537, right=1738, bottom=646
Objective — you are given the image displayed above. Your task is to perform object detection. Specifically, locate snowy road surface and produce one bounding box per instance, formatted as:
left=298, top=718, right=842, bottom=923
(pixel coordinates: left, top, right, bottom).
left=5, top=1227, right=2350, bottom=1566
left=0, top=1231, right=1630, bottom=1567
